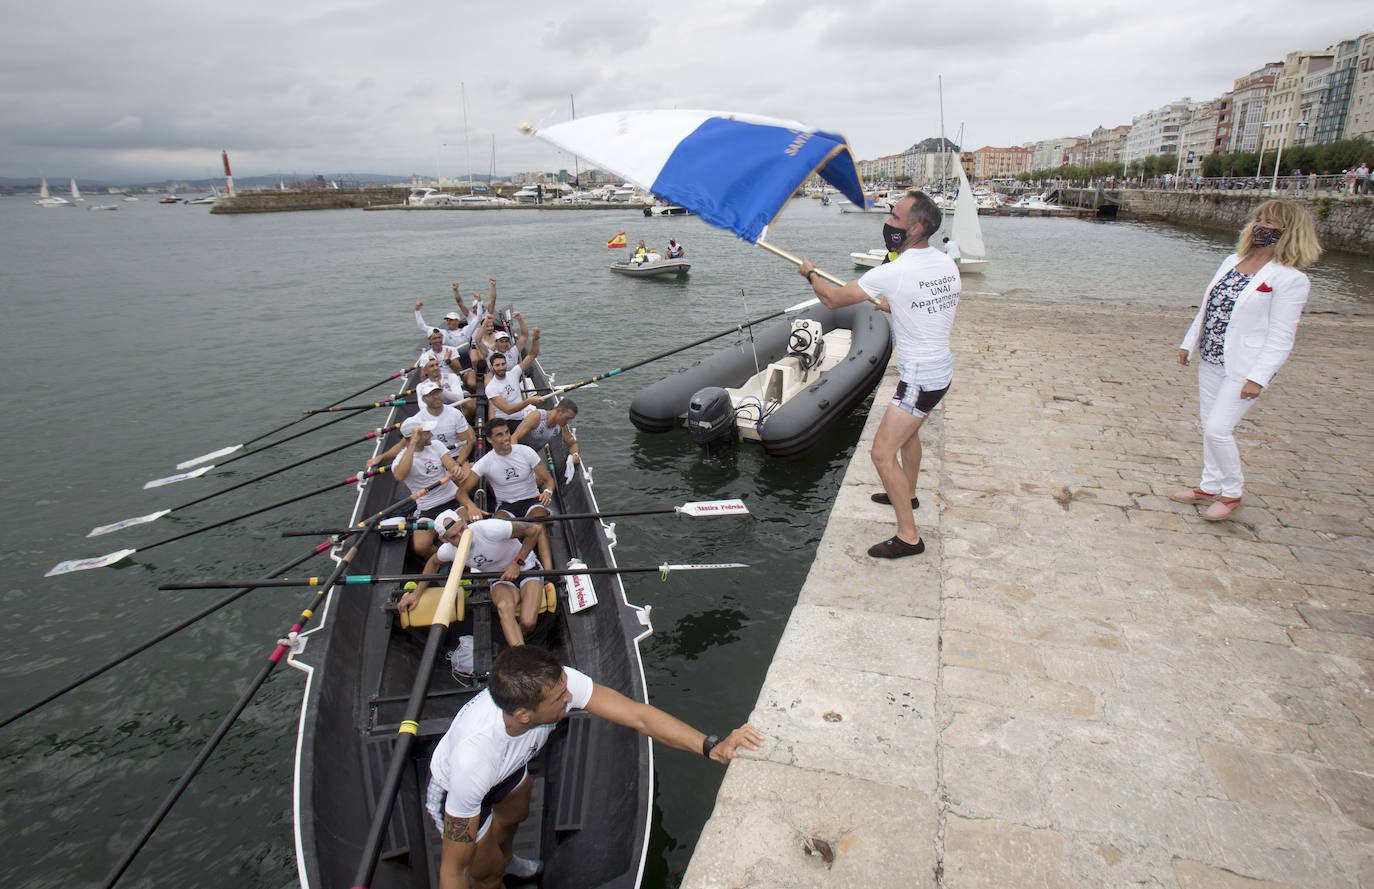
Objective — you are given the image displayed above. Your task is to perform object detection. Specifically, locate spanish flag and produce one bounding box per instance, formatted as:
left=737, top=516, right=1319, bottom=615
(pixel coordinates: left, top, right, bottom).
left=606, top=232, right=627, bottom=248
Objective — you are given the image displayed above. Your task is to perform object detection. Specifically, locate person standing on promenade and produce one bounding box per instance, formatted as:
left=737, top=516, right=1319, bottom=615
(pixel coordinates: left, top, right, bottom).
left=1357, top=163, right=1370, bottom=195
left=429, top=645, right=763, bottom=889
left=1171, top=199, right=1321, bottom=521
left=798, top=191, right=958, bottom=559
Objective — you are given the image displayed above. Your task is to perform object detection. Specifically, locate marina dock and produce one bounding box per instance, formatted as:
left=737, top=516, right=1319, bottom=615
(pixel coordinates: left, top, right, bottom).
left=683, top=295, right=1374, bottom=888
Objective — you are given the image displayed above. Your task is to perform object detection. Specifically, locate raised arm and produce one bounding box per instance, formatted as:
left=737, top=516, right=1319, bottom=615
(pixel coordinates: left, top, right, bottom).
left=415, top=300, right=432, bottom=335
left=486, top=277, right=498, bottom=316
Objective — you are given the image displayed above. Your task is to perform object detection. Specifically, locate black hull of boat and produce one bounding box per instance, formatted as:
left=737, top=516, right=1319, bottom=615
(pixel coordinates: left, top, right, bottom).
left=292, top=361, right=651, bottom=889
left=628, top=302, right=892, bottom=458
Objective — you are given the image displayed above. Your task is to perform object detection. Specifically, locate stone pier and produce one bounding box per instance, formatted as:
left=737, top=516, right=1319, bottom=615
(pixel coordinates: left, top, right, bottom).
left=683, top=295, right=1374, bottom=889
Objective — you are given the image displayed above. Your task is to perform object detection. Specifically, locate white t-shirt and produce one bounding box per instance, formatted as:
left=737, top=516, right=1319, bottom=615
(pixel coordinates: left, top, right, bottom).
left=391, top=441, right=457, bottom=509
left=857, top=246, right=960, bottom=384
left=944, top=240, right=961, bottom=261
left=431, top=667, right=595, bottom=818
left=414, top=310, right=470, bottom=349
left=471, top=445, right=541, bottom=503
left=417, top=404, right=471, bottom=451
left=485, top=370, right=531, bottom=421
left=436, top=518, right=535, bottom=574
left=417, top=346, right=461, bottom=384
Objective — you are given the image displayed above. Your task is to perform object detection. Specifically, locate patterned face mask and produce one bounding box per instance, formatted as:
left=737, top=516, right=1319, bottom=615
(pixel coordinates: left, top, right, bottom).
left=1251, top=224, right=1283, bottom=247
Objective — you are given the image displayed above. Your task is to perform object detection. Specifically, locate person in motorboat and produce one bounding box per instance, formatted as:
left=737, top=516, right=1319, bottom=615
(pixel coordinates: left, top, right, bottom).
left=632, top=240, right=648, bottom=263
left=368, top=380, right=476, bottom=469
left=426, top=645, right=764, bottom=889
left=665, top=238, right=685, bottom=259
left=942, top=237, right=961, bottom=265
left=484, top=352, right=544, bottom=431
left=396, top=506, right=550, bottom=649
left=392, top=416, right=470, bottom=560
left=461, top=423, right=558, bottom=579
left=798, top=190, right=959, bottom=560
left=511, top=400, right=580, bottom=471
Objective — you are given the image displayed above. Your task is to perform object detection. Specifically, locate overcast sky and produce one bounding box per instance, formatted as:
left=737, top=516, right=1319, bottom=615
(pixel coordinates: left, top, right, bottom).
left=2, top=0, right=1365, bottom=183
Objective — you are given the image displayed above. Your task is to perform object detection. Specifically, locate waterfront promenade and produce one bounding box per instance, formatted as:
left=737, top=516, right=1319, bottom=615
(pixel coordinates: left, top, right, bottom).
left=683, top=295, right=1374, bottom=888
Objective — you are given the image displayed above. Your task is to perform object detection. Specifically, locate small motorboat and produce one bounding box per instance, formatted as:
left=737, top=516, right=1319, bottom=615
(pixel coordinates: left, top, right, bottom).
left=87, top=204, right=118, bottom=211
left=643, top=203, right=692, bottom=217
left=609, top=258, right=691, bottom=278
left=629, top=302, right=892, bottom=458
left=849, top=248, right=888, bottom=269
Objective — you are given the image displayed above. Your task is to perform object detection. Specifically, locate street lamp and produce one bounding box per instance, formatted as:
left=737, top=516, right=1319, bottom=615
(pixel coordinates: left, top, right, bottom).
left=1255, top=122, right=1271, bottom=184
left=1270, top=113, right=1295, bottom=194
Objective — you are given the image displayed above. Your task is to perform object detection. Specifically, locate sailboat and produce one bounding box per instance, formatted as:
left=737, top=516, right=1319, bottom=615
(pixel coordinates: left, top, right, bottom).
left=69, top=178, right=84, bottom=203
left=948, top=160, right=988, bottom=274
left=33, top=178, right=71, bottom=207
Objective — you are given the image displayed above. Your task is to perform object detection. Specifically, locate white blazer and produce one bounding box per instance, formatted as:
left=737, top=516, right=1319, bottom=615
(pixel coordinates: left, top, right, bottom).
left=1180, top=253, right=1310, bottom=388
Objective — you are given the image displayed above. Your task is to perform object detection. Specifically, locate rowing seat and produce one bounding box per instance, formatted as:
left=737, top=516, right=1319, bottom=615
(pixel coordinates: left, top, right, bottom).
left=360, top=735, right=410, bottom=860
left=400, top=580, right=559, bottom=630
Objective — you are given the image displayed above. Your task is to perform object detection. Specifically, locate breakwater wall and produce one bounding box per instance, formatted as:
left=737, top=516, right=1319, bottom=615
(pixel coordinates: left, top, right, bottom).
left=210, top=189, right=409, bottom=214
left=1117, top=189, right=1374, bottom=257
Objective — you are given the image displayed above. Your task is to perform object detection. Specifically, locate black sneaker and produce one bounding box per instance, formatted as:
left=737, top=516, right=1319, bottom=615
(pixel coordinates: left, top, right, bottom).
left=871, top=492, right=919, bottom=509
left=868, top=536, right=925, bottom=559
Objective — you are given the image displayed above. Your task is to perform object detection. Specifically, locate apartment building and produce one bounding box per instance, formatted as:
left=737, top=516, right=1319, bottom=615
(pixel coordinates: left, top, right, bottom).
left=1263, top=49, right=1335, bottom=150
left=970, top=145, right=1032, bottom=179
left=1229, top=63, right=1282, bottom=153
left=1342, top=32, right=1374, bottom=141
left=1123, top=99, right=1195, bottom=167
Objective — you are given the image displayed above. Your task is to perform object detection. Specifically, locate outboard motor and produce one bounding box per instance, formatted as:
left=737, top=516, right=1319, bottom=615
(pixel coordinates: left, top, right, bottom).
left=687, top=387, right=737, bottom=448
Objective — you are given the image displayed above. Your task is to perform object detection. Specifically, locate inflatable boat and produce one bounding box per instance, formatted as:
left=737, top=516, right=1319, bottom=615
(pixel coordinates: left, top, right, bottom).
left=628, top=302, right=892, bottom=458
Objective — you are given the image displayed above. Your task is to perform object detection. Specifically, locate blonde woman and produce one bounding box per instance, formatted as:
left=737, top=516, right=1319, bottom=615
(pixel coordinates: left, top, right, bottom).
left=1172, top=200, right=1321, bottom=521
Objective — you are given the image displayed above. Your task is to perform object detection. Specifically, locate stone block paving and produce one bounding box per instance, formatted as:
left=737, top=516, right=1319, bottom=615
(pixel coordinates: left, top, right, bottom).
left=684, top=296, right=1374, bottom=889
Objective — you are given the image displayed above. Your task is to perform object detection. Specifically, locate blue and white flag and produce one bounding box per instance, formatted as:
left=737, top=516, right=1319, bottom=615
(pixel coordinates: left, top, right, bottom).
left=529, top=110, right=867, bottom=243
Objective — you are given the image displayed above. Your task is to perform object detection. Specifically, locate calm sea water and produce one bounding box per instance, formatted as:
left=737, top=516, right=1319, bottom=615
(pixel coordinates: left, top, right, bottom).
left=1, top=195, right=1370, bottom=889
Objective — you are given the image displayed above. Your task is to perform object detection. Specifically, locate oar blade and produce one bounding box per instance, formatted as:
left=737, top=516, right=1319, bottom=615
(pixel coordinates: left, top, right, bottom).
left=45, top=549, right=137, bottom=577
left=784, top=296, right=822, bottom=313
left=564, top=559, right=597, bottom=614
left=677, top=499, right=749, bottom=517
left=176, top=444, right=242, bottom=470
left=89, top=509, right=171, bottom=537
left=144, top=465, right=214, bottom=489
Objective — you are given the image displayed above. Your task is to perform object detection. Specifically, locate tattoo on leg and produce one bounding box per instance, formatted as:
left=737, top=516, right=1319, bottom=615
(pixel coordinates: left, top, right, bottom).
left=444, top=813, right=476, bottom=843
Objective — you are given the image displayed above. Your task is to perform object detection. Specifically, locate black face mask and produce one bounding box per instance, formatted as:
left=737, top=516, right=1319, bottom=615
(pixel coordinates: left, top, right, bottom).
left=882, top=222, right=909, bottom=253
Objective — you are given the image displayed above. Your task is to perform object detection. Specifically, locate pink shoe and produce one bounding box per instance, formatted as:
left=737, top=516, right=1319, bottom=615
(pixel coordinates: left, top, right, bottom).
left=1202, top=497, right=1242, bottom=521
left=1170, top=488, right=1218, bottom=505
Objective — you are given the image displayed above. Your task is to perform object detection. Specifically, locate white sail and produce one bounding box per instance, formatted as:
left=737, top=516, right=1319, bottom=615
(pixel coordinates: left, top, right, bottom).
left=39, top=178, right=50, bottom=199
left=951, top=162, right=986, bottom=260
left=70, top=178, right=83, bottom=201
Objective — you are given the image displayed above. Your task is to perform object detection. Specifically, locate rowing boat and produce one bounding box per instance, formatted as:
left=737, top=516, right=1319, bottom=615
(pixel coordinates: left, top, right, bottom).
left=289, top=356, right=654, bottom=888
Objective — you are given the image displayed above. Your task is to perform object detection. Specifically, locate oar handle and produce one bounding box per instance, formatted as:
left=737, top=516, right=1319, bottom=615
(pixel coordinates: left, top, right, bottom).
left=437, top=529, right=473, bottom=624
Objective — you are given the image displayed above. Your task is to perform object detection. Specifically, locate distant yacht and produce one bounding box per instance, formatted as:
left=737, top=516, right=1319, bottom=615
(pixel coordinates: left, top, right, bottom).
left=33, top=178, right=71, bottom=207
left=69, top=178, right=84, bottom=203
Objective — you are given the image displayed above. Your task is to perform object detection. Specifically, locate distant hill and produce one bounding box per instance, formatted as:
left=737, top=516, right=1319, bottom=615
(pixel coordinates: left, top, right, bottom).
left=0, top=172, right=502, bottom=193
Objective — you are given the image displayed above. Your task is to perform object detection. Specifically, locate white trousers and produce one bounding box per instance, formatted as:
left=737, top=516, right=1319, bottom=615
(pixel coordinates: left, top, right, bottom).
left=1196, top=362, right=1257, bottom=498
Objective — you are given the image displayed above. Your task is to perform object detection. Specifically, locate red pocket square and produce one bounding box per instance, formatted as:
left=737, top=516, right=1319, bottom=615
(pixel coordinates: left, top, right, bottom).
left=1256, top=283, right=1273, bottom=292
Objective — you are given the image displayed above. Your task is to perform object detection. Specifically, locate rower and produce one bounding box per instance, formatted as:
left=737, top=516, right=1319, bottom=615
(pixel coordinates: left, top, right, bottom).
left=391, top=415, right=468, bottom=560
left=368, top=379, right=476, bottom=469
left=417, top=357, right=475, bottom=417
left=417, top=329, right=468, bottom=390
left=396, top=506, right=549, bottom=648
left=426, top=645, right=763, bottom=889
left=414, top=299, right=470, bottom=349
left=511, top=399, right=580, bottom=471
left=473, top=312, right=538, bottom=372
left=484, top=352, right=543, bottom=432
left=461, top=423, right=557, bottom=584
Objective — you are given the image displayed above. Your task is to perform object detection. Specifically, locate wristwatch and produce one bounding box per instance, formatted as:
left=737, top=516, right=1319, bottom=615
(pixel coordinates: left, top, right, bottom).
left=701, top=734, right=720, bottom=758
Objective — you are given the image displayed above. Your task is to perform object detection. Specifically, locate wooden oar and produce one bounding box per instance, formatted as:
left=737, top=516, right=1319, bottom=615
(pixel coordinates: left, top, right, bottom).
left=172, top=364, right=419, bottom=468
left=94, top=424, right=402, bottom=536
left=755, top=238, right=881, bottom=306
left=0, top=535, right=347, bottom=731
left=276, top=498, right=751, bottom=536
left=158, top=562, right=750, bottom=590
left=299, top=396, right=413, bottom=416
left=147, top=403, right=400, bottom=488
left=99, top=525, right=382, bottom=889
left=548, top=307, right=824, bottom=395
left=47, top=466, right=392, bottom=576
left=350, top=528, right=473, bottom=889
